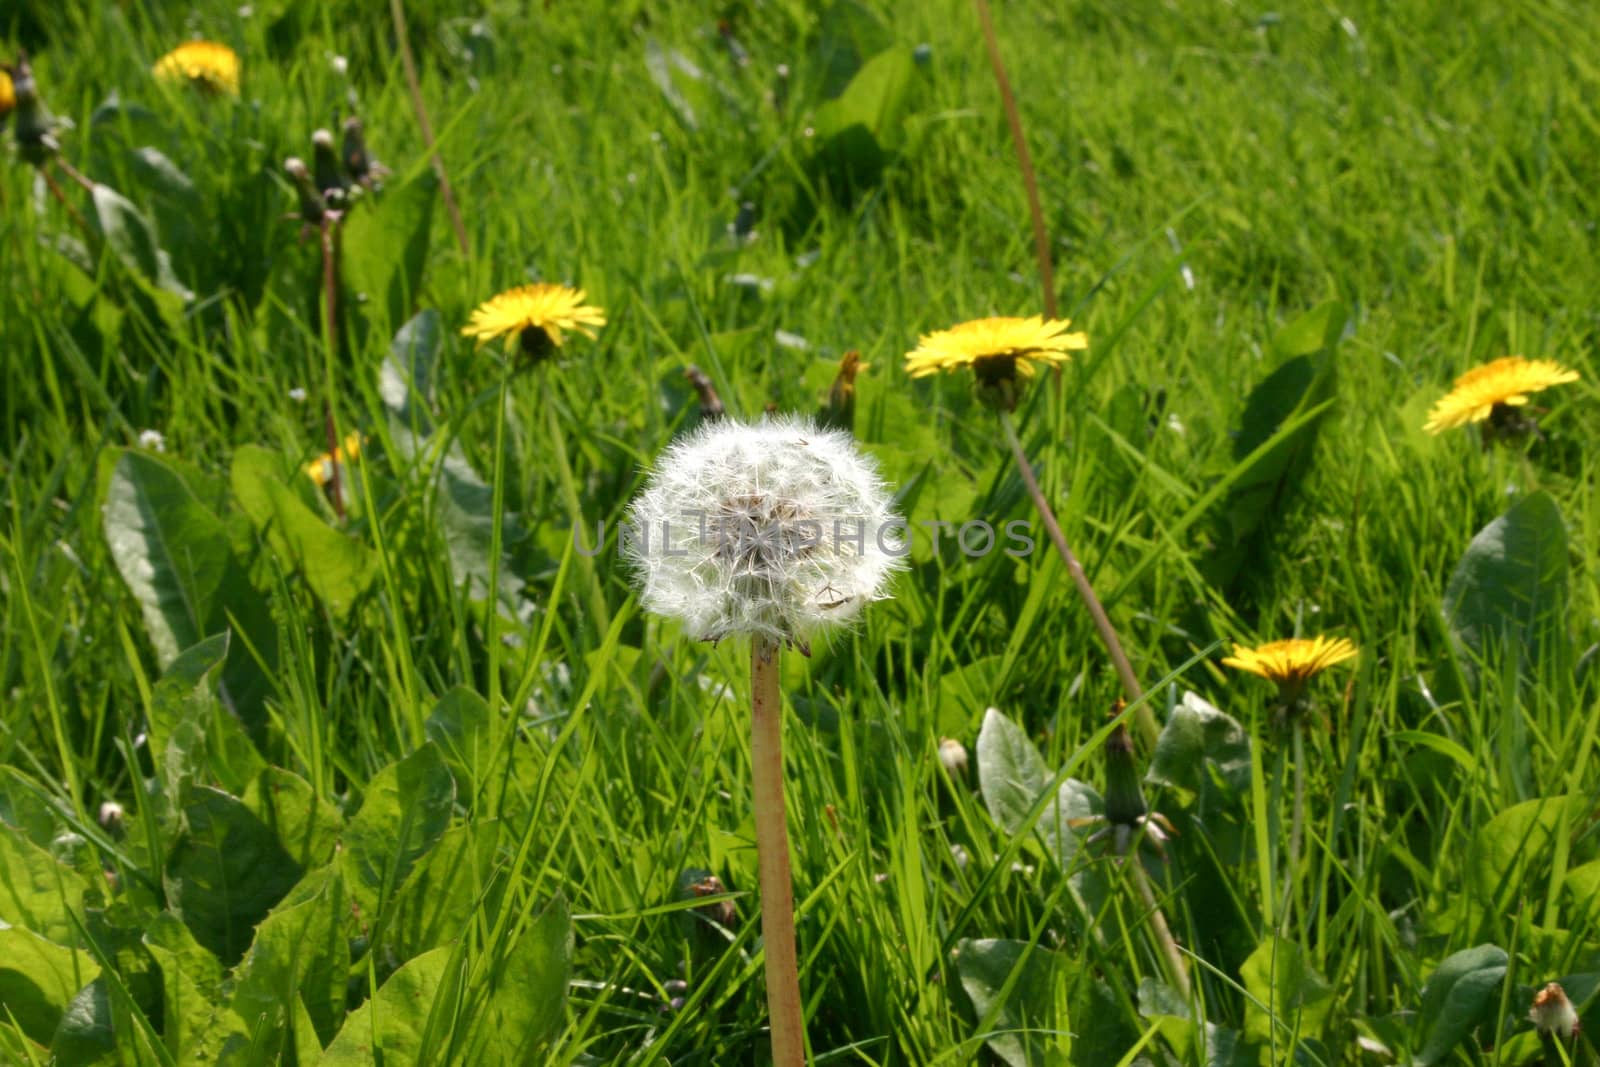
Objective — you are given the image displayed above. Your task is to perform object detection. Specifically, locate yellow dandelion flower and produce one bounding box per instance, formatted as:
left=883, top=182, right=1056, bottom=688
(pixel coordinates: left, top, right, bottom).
left=905, top=315, right=1087, bottom=380
left=306, top=432, right=364, bottom=488
left=0, top=69, right=14, bottom=120
left=460, top=283, right=607, bottom=361
left=1222, top=636, right=1358, bottom=688
left=153, top=41, right=241, bottom=96
left=1422, top=356, right=1578, bottom=435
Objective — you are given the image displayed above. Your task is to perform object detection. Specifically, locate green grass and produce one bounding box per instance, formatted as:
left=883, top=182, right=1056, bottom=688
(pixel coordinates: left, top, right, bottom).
left=2, top=0, right=1599, bottom=1063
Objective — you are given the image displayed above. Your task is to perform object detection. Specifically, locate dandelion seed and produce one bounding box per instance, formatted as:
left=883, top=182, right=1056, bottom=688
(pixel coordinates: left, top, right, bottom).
left=460, top=283, right=605, bottom=363
left=1423, top=355, right=1578, bottom=436
left=153, top=41, right=241, bottom=96
left=288, top=386, right=307, bottom=402
left=137, top=429, right=167, bottom=452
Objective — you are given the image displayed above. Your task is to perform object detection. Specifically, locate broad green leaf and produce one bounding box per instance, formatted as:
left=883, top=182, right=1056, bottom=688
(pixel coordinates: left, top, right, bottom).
left=0, top=927, right=100, bottom=1046
left=0, top=767, right=61, bottom=848
left=101, top=450, right=277, bottom=725
left=952, top=938, right=1065, bottom=1067
left=229, top=866, right=350, bottom=1051
left=1206, top=300, right=1343, bottom=588
left=380, top=310, right=442, bottom=428
left=812, top=0, right=893, bottom=97
left=148, top=633, right=264, bottom=808
left=1413, top=945, right=1507, bottom=1066
left=975, top=708, right=1100, bottom=870
left=102, top=450, right=232, bottom=666
left=318, top=944, right=459, bottom=1066
left=424, top=687, right=494, bottom=801
left=0, top=823, right=92, bottom=944
left=231, top=444, right=378, bottom=616
left=163, top=787, right=303, bottom=965
left=341, top=171, right=437, bottom=332
left=812, top=48, right=918, bottom=189
left=1442, top=491, right=1569, bottom=673
left=339, top=744, right=455, bottom=919
left=144, top=910, right=238, bottom=1060
left=47, top=977, right=118, bottom=1066
left=976, top=708, right=1051, bottom=836
left=241, top=767, right=342, bottom=870
left=1468, top=795, right=1586, bottom=915
left=1138, top=978, right=1254, bottom=1066
left=90, top=182, right=193, bottom=302
left=380, top=821, right=504, bottom=962
left=1240, top=935, right=1333, bottom=1046
left=1146, top=691, right=1252, bottom=795
left=475, top=894, right=571, bottom=1061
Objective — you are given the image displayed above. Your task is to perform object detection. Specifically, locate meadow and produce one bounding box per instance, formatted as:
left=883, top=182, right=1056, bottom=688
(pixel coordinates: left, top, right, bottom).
left=2, top=0, right=1598, bottom=1063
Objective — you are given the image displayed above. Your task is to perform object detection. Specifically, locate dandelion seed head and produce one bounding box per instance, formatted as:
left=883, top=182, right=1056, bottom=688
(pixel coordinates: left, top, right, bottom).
left=625, top=416, right=903, bottom=647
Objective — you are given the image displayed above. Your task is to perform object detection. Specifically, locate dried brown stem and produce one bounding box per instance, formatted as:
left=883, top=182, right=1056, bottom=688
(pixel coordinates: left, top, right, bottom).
left=389, top=0, right=470, bottom=257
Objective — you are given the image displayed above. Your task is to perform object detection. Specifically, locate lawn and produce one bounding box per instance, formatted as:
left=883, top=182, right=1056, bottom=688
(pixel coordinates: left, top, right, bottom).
left=1, top=0, right=1598, bottom=1063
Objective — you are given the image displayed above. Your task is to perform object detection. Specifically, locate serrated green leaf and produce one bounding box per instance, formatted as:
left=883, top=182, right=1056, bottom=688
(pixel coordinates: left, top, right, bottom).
left=0, top=823, right=92, bottom=945
left=229, top=866, right=350, bottom=1052
left=952, top=938, right=1066, bottom=1067
left=341, top=172, right=436, bottom=332
left=144, top=910, right=237, bottom=1060
left=1146, top=690, right=1252, bottom=795
left=0, top=927, right=100, bottom=1047
left=339, top=744, right=455, bottom=920
left=163, top=787, right=303, bottom=965
left=475, top=894, right=571, bottom=1061
left=231, top=444, right=377, bottom=616
left=1442, top=491, right=1569, bottom=675
left=1240, top=935, right=1333, bottom=1046
left=318, top=944, right=458, bottom=1066
left=424, top=687, right=494, bottom=801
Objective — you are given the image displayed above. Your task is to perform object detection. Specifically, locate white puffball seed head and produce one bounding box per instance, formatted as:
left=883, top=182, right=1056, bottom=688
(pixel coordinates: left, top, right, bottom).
left=625, top=416, right=904, bottom=650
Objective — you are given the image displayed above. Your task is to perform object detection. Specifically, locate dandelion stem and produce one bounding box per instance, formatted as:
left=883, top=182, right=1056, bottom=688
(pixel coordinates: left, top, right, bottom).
left=750, top=634, right=807, bottom=1067
left=389, top=0, right=471, bottom=257
left=973, top=0, right=1057, bottom=321
left=1128, top=859, right=1191, bottom=1000
left=1280, top=717, right=1307, bottom=935
left=998, top=411, right=1155, bottom=749
left=319, top=214, right=345, bottom=521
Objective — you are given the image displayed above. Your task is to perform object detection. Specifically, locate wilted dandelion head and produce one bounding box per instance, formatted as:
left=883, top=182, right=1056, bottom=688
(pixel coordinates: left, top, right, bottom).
left=625, top=416, right=903, bottom=651
left=1423, top=355, right=1578, bottom=435
left=460, top=283, right=606, bottom=363
left=905, top=315, right=1087, bottom=409
left=152, top=41, right=241, bottom=95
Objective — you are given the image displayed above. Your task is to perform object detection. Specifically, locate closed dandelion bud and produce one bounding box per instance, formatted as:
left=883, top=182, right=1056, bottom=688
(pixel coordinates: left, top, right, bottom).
left=938, top=736, right=968, bottom=778
left=1530, top=982, right=1580, bottom=1040
left=341, top=116, right=387, bottom=188
left=97, top=801, right=126, bottom=836
left=625, top=416, right=904, bottom=654
left=284, top=156, right=326, bottom=223
left=1103, top=719, right=1148, bottom=828
left=7, top=52, right=61, bottom=166
left=683, top=365, right=724, bottom=423
left=820, top=350, right=868, bottom=434
left=311, top=128, right=349, bottom=208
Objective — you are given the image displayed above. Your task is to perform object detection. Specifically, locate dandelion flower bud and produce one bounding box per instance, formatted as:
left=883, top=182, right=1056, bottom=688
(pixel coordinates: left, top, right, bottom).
left=311, top=127, right=349, bottom=207
left=938, top=736, right=968, bottom=777
left=625, top=416, right=903, bottom=652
